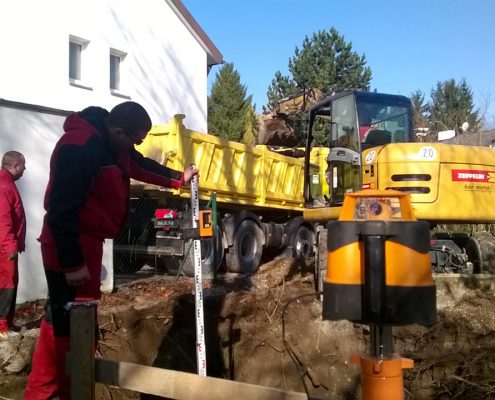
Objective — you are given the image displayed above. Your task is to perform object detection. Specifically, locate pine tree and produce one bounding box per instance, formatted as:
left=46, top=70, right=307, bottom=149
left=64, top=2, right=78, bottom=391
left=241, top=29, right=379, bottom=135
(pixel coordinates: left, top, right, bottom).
left=266, top=28, right=372, bottom=104
left=410, top=90, right=429, bottom=130
left=266, top=71, right=298, bottom=106
left=208, top=63, right=255, bottom=142
left=241, top=102, right=259, bottom=146
left=410, top=90, right=431, bottom=141
left=265, top=28, right=372, bottom=145
left=429, top=78, right=480, bottom=134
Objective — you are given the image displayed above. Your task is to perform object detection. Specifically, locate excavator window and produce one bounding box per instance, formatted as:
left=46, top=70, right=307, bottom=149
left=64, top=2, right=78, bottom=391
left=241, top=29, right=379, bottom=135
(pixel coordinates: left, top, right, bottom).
left=329, top=95, right=359, bottom=152
left=326, top=95, right=361, bottom=204
left=356, top=93, right=413, bottom=148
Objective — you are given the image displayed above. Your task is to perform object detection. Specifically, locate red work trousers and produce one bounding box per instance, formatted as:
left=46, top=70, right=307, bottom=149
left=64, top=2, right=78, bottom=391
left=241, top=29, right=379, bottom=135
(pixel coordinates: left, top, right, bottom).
left=24, top=234, right=103, bottom=400
left=0, top=253, right=18, bottom=328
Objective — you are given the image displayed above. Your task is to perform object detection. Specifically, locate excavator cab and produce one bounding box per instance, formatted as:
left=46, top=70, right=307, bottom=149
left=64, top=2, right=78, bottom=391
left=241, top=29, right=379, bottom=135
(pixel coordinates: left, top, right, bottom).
left=304, top=90, right=413, bottom=208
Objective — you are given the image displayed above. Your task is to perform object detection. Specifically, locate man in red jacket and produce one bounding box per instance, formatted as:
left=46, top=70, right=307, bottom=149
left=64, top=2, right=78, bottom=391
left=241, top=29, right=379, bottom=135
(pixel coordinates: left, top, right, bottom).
left=24, top=102, right=197, bottom=399
left=0, top=151, right=26, bottom=339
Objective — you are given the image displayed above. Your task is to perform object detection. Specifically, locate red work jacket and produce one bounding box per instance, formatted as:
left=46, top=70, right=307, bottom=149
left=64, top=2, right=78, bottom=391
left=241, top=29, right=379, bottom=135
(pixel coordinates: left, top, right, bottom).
left=0, top=169, right=26, bottom=255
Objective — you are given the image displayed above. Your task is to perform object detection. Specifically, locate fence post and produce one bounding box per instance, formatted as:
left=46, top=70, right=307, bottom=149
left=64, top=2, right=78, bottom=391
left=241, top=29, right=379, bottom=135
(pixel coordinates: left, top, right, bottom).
left=68, top=302, right=97, bottom=400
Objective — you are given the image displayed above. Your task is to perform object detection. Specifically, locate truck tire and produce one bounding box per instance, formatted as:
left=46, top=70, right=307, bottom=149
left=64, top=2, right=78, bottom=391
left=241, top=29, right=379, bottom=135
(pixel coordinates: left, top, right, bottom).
left=175, top=225, right=224, bottom=278
left=225, top=220, right=263, bottom=274
left=293, top=225, right=315, bottom=259
left=465, top=231, right=495, bottom=273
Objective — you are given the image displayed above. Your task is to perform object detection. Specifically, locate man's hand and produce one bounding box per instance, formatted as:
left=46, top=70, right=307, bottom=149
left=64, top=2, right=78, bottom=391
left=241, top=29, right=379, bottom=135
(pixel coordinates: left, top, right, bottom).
left=65, top=265, right=91, bottom=287
left=8, top=252, right=18, bottom=260
left=183, top=164, right=199, bottom=184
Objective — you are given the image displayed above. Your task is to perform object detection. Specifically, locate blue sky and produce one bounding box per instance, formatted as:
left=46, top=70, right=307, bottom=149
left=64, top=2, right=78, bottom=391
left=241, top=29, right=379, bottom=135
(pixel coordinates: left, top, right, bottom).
left=182, top=0, right=495, bottom=128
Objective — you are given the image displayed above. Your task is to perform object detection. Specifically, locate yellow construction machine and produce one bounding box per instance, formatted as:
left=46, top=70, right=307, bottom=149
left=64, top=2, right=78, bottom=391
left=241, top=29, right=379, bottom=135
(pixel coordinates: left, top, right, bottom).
left=301, top=90, right=495, bottom=292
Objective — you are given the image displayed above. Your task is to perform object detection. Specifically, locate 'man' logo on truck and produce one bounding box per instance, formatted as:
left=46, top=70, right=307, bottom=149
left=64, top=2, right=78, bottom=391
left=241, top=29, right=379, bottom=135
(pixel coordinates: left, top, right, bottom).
left=452, top=169, right=490, bottom=182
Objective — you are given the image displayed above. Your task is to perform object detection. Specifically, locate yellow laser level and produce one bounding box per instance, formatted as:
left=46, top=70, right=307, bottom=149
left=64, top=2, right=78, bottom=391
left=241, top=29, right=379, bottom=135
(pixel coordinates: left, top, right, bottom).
left=322, top=190, right=436, bottom=325
left=322, top=190, right=437, bottom=400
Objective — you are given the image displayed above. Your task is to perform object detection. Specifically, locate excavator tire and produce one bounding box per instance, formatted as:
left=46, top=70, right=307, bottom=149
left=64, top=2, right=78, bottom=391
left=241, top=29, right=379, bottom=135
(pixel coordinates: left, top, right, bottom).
left=225, top=220, right=263, bottom=274
left=465, top=231, right=495, bottom=273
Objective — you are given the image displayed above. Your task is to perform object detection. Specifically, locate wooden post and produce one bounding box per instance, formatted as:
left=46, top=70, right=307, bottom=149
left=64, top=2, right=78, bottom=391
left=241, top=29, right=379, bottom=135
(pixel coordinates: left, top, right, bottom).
left=69, top=304, right=96, bottom=400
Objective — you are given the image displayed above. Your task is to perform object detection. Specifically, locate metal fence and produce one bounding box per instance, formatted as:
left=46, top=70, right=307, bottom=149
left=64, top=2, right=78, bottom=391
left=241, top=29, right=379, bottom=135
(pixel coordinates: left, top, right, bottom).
left=113, top=190, right=191, bottom=276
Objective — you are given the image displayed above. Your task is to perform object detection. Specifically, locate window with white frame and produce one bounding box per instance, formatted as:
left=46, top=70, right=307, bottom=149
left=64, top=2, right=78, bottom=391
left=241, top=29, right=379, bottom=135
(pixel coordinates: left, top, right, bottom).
left=69, top=41, right=82, bottom=80
left=69, top=35, right=91, bottom=89
left=110, top=49, right=128, bottom=96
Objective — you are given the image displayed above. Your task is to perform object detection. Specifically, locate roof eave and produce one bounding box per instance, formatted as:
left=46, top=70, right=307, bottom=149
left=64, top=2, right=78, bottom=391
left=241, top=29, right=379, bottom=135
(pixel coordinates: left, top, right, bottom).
left=166, top=0, right=224, bottom=67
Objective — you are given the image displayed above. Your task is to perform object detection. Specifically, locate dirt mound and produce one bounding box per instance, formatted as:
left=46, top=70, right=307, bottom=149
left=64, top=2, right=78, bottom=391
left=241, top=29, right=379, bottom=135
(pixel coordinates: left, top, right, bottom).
left=2, top=259, right=495, bottom=399
left=398, top=290, right=495, bottom=399
left=95, top=260, right=495, bottom=399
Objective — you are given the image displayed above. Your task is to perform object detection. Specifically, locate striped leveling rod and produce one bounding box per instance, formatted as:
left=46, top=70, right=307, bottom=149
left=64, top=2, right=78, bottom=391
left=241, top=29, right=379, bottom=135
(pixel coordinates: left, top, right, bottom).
left=190, top=172, right=207, bottom=376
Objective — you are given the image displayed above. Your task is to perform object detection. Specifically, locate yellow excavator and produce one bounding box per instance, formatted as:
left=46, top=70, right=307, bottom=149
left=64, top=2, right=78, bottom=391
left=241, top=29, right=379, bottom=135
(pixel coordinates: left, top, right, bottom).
left=298, top=90, right=495, bottom=290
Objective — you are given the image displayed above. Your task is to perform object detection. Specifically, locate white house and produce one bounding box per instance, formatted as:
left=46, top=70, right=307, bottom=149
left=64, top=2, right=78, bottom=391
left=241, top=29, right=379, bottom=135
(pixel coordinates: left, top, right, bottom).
left=0, top=0, right=223, bottom=302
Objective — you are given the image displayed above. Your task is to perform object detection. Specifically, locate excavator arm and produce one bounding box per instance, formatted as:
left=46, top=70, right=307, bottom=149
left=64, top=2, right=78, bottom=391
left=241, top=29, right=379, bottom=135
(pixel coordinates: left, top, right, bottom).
left=258, top=88, right=326, bottom=146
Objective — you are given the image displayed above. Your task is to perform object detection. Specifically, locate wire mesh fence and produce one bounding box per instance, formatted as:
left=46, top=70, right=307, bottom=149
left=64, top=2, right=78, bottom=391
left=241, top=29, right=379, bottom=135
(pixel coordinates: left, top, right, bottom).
left=113, top=188, right=192, bottom=276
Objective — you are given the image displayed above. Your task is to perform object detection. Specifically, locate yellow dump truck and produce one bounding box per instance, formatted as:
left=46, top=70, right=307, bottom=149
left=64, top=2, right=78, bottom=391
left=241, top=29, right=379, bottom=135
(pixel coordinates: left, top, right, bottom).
left=114, top=114, right=329, bottom=276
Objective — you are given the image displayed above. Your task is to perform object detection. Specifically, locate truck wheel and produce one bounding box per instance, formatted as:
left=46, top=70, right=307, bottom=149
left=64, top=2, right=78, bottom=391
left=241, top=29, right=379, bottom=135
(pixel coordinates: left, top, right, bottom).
left=465, top=231, right=495, bottom=273
left=293, top=226, right=315, bottom=259
left=178, top=225, right=224, bottom=278
left=225, top=220, right=263, bottom=274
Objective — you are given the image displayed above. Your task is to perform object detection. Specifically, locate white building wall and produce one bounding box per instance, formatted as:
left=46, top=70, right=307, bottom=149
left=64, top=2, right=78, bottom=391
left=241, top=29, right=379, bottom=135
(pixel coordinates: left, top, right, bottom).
left=0, top=0, right=208, bottom=131
left=0, top=105, right=66, bottom=302
left=0, top=0, right=213, bottom=302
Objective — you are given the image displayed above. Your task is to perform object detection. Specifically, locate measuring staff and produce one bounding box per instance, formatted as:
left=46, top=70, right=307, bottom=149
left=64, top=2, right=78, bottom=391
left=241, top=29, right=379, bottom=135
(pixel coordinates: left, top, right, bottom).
left=190, top=170, right=209, bottom=376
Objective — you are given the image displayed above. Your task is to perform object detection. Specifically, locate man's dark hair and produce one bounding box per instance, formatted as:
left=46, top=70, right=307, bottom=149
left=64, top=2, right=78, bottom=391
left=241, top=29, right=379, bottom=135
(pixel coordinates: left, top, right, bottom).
left=107, top=101, right=152, bottom=136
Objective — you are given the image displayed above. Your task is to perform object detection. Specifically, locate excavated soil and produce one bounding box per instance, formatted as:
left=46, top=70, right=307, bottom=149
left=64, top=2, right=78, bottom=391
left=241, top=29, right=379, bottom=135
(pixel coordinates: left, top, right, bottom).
left=1, top=258, right=495, bottom=399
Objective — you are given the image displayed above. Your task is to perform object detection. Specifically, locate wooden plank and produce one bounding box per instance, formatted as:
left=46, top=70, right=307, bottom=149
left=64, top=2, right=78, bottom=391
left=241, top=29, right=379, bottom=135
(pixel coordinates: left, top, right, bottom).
left=70, top=306, right=96, bottom=400
left=96, top=358, right=308, bottom=400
